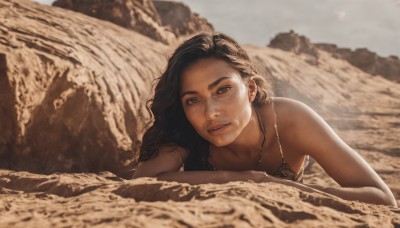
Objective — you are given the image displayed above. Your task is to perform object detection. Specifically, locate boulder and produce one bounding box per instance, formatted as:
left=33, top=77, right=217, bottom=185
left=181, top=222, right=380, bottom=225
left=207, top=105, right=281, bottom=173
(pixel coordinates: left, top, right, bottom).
left=0, top=0, right=168, bottom=177
left=153, top=0, right=213, bottom=37
left=268, top=30, right=319, bottom=61
left=52, top=0, right=214, bottom=44
left=53, top=0, right=175, bottom=44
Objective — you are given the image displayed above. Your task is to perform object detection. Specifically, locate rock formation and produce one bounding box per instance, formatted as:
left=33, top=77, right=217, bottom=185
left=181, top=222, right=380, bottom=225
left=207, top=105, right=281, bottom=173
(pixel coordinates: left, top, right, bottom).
left=0, top=0, right=168, bottom=177
left=268, top=30, right=319, bottom=58
left=52, top=0, right=213, bottom=44
left=269, top=31, right=400, bottom=82
left=153, top=0, right=214, bottom=37
left=316, top=44, right=400, bottom=82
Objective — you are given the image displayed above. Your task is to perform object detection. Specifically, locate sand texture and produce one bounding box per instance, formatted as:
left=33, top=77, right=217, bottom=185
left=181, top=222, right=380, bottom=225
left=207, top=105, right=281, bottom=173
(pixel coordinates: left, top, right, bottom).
left=0, top=0, right=399, bottom=226
left=1, top=170, right=399, bottom=227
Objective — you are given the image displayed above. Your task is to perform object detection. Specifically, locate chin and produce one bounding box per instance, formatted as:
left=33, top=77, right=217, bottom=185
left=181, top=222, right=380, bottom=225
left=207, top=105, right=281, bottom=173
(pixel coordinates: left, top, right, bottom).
left=207, top=136, right=234, bottom=147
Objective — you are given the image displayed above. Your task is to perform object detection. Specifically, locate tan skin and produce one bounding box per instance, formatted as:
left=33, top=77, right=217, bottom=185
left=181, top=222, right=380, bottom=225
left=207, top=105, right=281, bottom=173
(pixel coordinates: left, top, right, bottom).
left=134, top=57, right=397, bottom=207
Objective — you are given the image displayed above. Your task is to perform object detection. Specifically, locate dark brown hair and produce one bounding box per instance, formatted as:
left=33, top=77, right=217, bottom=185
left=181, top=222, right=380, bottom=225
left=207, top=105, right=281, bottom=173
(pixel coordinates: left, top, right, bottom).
left=138, top=32, right=272, bottom=170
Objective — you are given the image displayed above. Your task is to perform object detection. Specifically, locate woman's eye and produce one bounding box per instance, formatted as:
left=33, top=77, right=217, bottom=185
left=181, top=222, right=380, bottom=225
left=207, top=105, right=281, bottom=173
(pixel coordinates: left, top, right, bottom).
left=185, top=97, right=199, bottom=105
left=216, top=86, right=232, bottom=95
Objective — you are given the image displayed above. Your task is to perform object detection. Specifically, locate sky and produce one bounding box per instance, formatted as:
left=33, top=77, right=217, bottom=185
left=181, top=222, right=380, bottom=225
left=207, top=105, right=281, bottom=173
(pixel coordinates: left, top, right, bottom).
left=32, top=0, right=400, bottom=57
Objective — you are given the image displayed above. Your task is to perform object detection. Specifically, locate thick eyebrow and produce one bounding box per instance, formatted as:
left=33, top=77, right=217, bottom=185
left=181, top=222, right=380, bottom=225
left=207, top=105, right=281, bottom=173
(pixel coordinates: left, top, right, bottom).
left=208, top=76, right=230, bottom=90
left=181, top=76, right=230, bottom=98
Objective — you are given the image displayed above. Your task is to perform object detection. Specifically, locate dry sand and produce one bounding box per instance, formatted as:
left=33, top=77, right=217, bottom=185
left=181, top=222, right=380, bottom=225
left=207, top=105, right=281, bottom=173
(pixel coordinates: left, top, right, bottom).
left=1, top=170, right=399, bottom=227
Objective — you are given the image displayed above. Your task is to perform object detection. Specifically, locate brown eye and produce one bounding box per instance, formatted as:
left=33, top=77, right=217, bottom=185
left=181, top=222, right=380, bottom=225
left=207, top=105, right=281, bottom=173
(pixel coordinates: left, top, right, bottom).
left=185, top=97, right=199, bottom=105
left=216, top=86, right=232, bottom=95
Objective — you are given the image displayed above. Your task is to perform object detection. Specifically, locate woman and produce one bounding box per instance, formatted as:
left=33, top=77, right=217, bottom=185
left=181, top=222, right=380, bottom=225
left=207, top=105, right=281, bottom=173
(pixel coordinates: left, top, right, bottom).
left=133, top=32, right=397, bottom=207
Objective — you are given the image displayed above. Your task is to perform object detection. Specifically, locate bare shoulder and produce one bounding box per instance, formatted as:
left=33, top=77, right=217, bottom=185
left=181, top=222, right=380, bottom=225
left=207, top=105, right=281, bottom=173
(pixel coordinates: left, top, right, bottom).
left=263, top=97, right=317, bottom=130
left=272, top=97, right=313, bottom=116
left=264, top=97, right=335, bottom=154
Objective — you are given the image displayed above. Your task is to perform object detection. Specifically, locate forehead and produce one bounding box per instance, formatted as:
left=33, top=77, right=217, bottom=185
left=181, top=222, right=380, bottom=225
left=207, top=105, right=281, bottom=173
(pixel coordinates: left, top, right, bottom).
left=180, top=57, right=242, bottom=90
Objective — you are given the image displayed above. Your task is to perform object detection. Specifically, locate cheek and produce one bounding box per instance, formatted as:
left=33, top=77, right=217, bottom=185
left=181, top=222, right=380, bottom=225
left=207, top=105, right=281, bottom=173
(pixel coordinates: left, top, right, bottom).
left=183, top=106, right=204, bottom=130
left=230, top=88, right=252, bottom=125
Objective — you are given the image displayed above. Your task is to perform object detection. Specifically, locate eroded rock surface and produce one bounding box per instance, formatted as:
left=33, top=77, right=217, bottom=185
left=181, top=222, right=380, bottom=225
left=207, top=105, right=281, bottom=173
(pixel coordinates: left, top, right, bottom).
left=316, top=44, right=400, bottom=82
left=0, top=0, right=168, bottom=177
left=268, top=30, right=319, bottom=59
left=52, top=0, right=175, bottom=44
left=52, top=0, right=213, bottom=44
left=269, top=31, right=400, bottom=82
left=153, top=0, right=213, bottom=37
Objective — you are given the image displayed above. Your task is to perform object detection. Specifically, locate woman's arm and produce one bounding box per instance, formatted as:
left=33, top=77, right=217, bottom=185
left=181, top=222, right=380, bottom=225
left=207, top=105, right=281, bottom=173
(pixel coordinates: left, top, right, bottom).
left=133, top=146, right=266, bottom=184
left=277, top=98, right=397, bottom=207
left=157, top=170, right=257, bottom=184
left=133, top=144, right=335, bottom=196
left=133, top=146, right=276, bottom=184
left=133, top=145, right=187, bottom=178
left=303, top=184, right=393, bottom=205
left=147, top=168, right=327, bottom=195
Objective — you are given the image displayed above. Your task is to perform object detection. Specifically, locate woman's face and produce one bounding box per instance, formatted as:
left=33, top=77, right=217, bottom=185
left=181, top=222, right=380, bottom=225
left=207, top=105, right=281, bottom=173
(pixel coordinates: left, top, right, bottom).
left=180, top=57, right=255, bottom=147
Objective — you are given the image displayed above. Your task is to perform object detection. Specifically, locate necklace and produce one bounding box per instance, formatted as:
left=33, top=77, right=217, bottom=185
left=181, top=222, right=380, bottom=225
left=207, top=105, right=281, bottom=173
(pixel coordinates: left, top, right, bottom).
left=256, top=110, right=266, bottom=163
left=223, top=110, right=266, bottom=165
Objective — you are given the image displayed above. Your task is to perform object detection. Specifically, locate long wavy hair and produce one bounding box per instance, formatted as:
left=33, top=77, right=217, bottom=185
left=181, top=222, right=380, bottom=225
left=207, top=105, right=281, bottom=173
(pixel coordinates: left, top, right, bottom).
left=138, top=32, right=273, bottom=170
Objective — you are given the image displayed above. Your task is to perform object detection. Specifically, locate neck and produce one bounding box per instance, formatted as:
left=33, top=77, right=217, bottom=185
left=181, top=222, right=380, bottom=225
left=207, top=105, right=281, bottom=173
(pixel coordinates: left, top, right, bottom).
left=226, top=107, right=264, bottom=155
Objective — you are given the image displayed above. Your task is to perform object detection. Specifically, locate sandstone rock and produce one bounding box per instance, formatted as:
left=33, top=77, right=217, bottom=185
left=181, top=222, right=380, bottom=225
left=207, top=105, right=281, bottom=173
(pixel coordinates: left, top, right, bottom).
left=52, top=0, right=176, bottom=44
left=268, top=30, right=319, bottom=64
left=52, top=0, right=214, bottom=44
left=316, top=44, right=400, bottom=82
left=0, top=0, right=168, bottom=177
left=153, top=0, right=213, bottom=37
left=268, top=31, right=400, bottom=82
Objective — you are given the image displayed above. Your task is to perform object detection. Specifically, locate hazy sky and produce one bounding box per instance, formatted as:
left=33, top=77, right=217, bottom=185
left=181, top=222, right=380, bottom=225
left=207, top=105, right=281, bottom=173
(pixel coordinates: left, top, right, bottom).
left=32, top=0, right=400, bottom=57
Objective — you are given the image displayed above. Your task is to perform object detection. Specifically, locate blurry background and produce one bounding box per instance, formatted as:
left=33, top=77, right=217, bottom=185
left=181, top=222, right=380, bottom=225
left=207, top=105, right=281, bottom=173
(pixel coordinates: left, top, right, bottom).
left=32, top=0, right=400, bottom=57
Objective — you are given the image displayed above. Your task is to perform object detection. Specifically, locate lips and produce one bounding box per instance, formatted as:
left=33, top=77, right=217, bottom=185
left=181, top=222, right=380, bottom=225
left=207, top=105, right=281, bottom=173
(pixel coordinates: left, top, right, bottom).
left=207, top=123, right=230, bottom=134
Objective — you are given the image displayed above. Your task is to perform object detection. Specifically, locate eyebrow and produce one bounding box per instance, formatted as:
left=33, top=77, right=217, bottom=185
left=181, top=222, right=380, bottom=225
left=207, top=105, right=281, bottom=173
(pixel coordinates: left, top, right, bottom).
left=181, top=76, right=230, bottom=98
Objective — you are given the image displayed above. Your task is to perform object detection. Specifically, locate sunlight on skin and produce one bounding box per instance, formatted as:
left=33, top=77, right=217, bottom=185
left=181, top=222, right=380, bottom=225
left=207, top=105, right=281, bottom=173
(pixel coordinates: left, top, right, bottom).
left=180, top=58, right=255, bottom=147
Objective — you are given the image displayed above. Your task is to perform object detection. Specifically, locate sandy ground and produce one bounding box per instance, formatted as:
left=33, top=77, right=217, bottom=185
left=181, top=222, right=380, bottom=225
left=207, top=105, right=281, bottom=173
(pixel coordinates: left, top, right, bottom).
left=0, top=170, right=399, bottom=227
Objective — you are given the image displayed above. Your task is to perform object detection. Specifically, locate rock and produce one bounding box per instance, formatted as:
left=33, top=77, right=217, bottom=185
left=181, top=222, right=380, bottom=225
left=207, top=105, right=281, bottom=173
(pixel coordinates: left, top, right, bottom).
left=316, top=44, right=400, bottom=82
left=268, top=30, right=319, bottom=64
left=153, top=0, right=213, bottom=37
left=52, top=0, right=176, bottom=44
left=52, top=0, right=214, bottom=44
left=0, top=0, right=168, bottom=177
left=268, top=31, right=400, bottom=82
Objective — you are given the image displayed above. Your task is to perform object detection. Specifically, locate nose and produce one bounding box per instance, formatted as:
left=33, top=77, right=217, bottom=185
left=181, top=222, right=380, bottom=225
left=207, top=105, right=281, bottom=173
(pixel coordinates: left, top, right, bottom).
left=205, top=99, right=220, bottom=120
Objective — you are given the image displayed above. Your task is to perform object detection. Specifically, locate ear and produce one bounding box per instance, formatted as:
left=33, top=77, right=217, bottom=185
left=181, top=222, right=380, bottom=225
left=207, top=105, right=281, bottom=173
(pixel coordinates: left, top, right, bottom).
left=247, top=77, right=257, bottom=102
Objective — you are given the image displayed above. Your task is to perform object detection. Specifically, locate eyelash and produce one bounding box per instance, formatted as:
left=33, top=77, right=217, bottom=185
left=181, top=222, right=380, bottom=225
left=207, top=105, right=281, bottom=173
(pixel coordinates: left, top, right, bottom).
left=184, top=86, right=232, bottom=106
left=185, top=98, right=198, bottom=106
left=216, top=86, right=232, bottom=94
